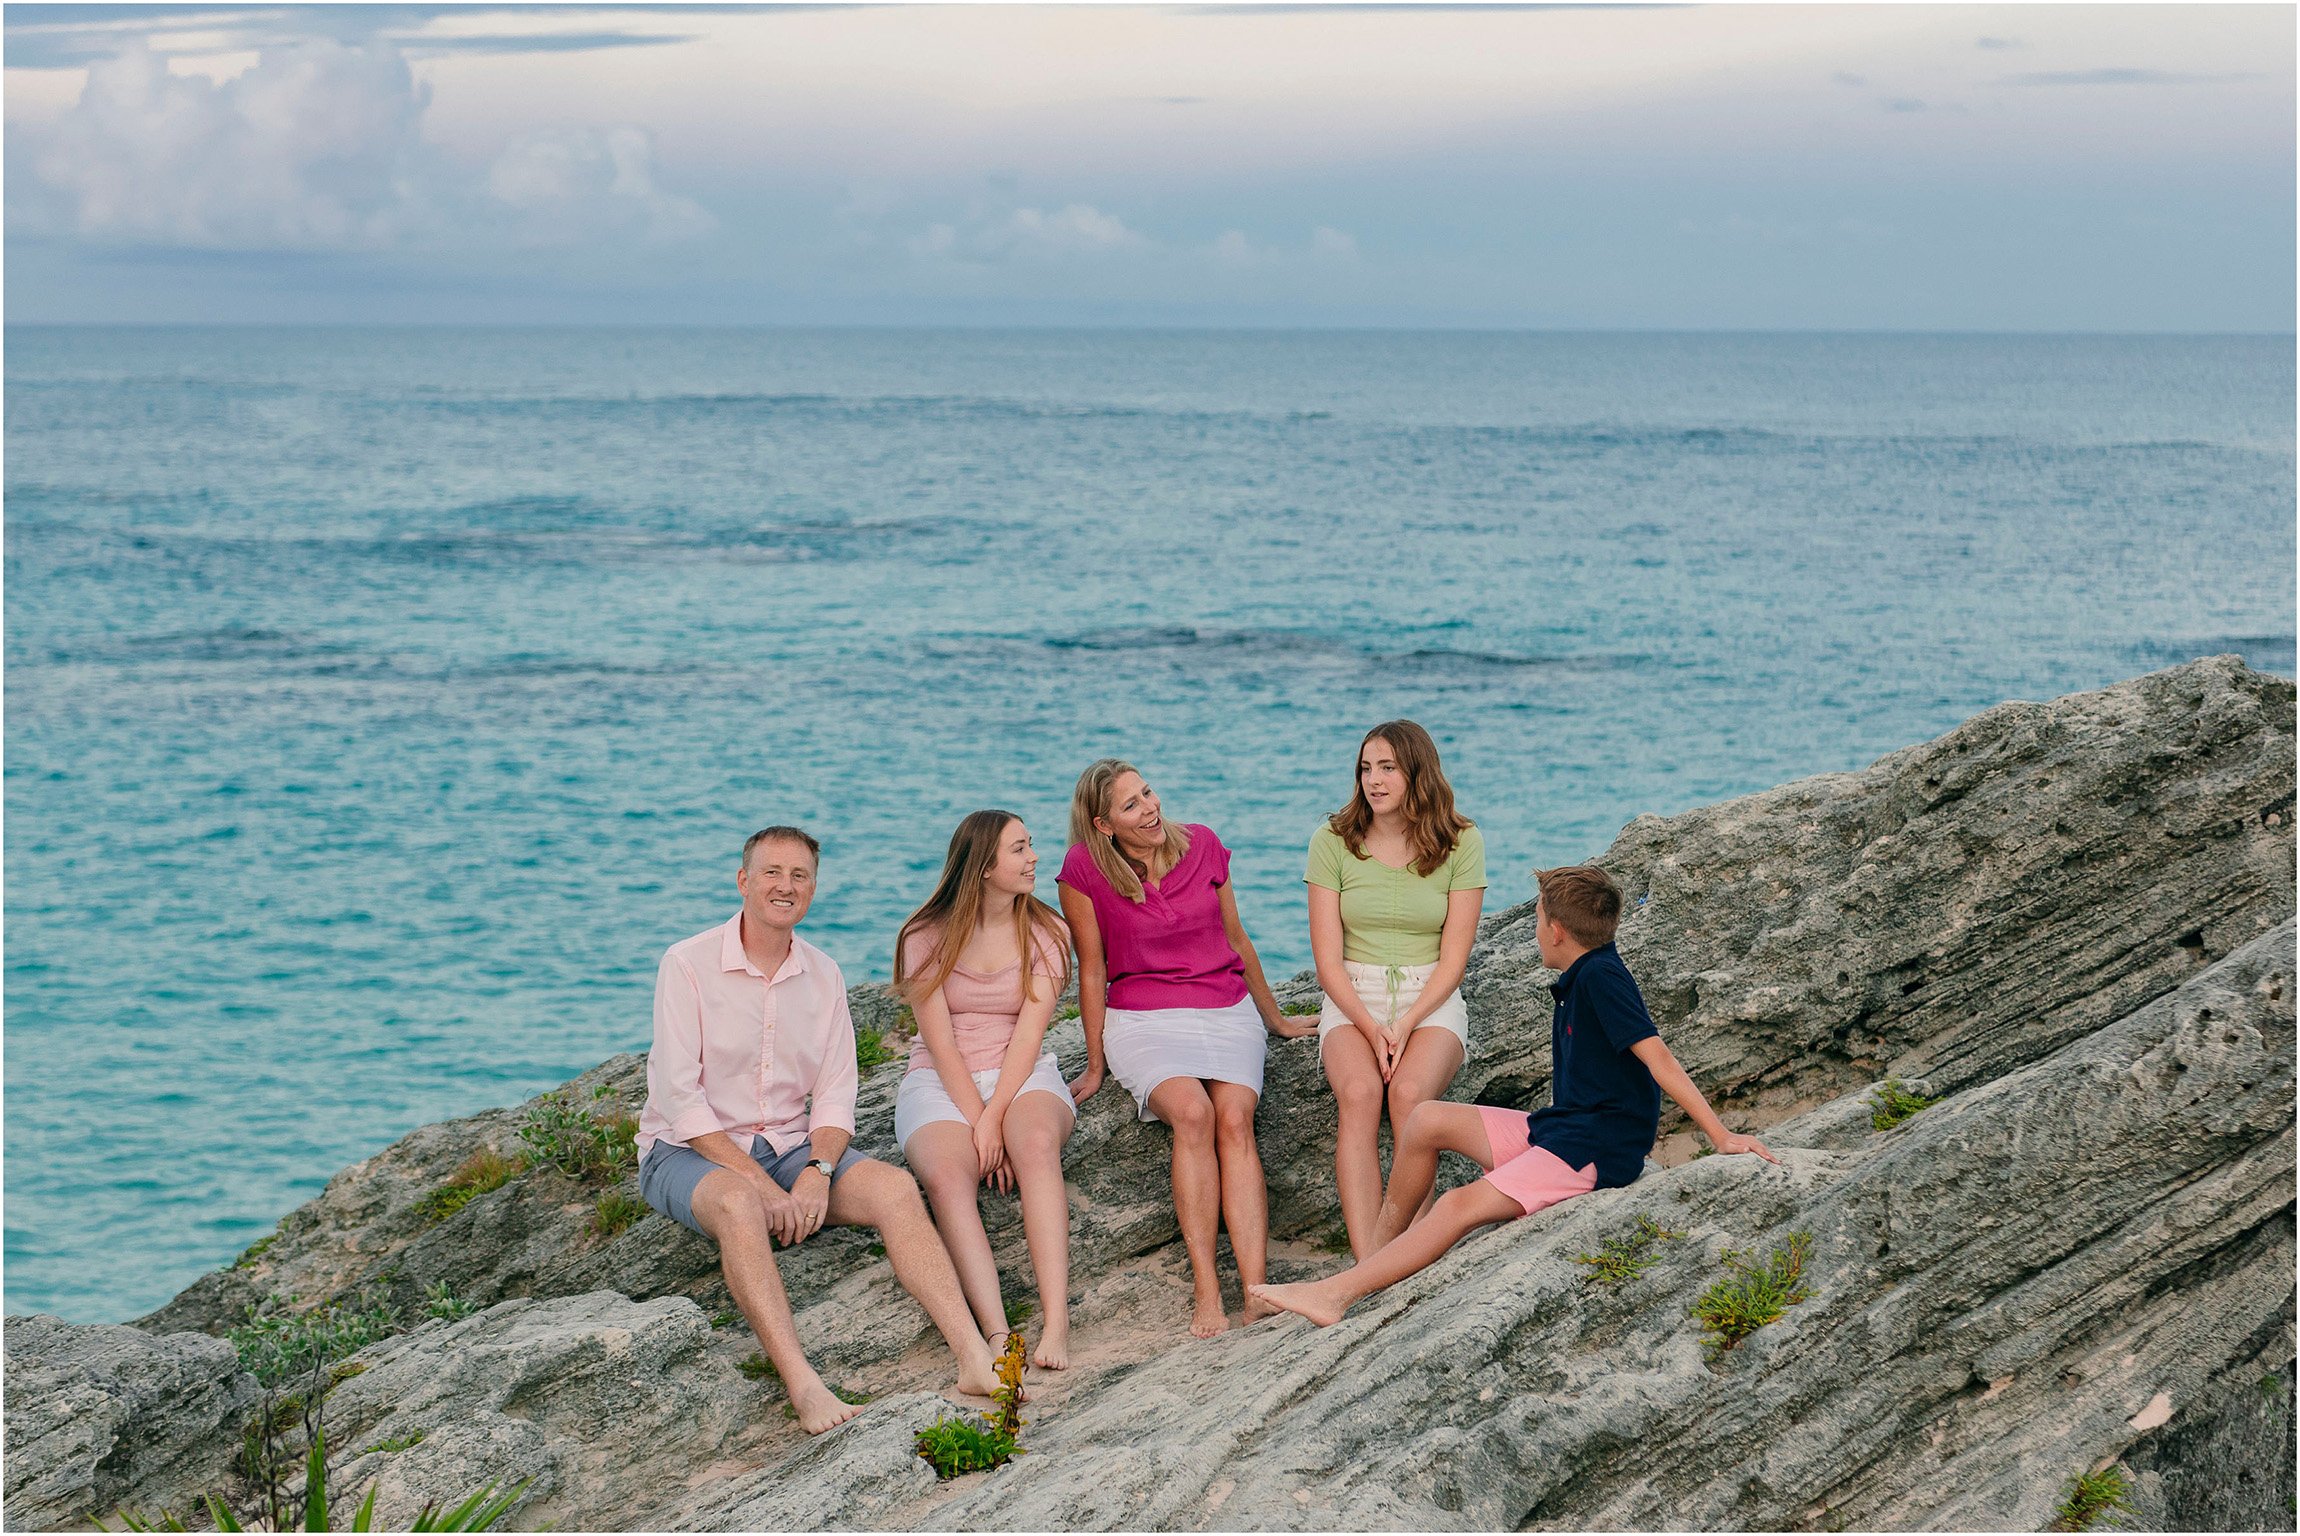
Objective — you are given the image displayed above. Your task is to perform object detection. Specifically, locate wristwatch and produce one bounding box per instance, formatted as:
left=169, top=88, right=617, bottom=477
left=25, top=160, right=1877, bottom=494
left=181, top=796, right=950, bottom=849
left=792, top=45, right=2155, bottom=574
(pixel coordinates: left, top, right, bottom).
left=807, top=1158, right=838, bottom=1179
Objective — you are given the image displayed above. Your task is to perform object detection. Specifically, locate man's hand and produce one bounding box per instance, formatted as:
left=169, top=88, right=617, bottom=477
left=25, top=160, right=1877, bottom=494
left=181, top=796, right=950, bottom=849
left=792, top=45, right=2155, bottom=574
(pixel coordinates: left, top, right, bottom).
left=788, top=1166, right=830, bottom=1240
left=1710, top=1130, right=1780, bottom=1164
left=747, top=1168, right=808, bottom=1246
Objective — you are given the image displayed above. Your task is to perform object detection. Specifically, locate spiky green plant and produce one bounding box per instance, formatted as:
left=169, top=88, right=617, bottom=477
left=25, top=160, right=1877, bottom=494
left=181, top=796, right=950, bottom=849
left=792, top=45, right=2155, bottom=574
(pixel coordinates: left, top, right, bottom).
left=1572, top=1215, right=1685, bottom=1286
left=416, top=1148, right=526, bottom=1223
left=1690, top=1233, right=1814, bottom=1355
left=2049, top=1467, right=2135, bottom=1532
left=1868, top=1078, right=1936, bottom=1131
left=96, top=1427, right=528, bottom=1532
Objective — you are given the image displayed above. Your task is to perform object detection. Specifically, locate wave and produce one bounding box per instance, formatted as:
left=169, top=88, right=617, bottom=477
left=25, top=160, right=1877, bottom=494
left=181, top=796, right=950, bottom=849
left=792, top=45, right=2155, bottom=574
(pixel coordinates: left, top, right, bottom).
left=1039, top=626, right=1620, bottom=672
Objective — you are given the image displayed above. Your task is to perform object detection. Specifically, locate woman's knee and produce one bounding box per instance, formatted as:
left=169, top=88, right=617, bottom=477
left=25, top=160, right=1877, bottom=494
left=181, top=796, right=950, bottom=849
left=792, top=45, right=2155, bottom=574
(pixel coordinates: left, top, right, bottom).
left=1214, top=1099, right=1257, bottom=1146
left=1334, top=1073, right=1383, bottom=1122
left=1160, top=1088, right=1216, bottom=1140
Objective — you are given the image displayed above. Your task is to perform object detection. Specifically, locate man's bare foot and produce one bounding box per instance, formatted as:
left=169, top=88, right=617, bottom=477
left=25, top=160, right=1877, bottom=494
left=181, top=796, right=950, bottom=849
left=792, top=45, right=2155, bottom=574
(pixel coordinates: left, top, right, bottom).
left=1247, top=1280, right=1349, bottom=1328
left=1190, top=1293, right=1229, bottom=1338
left=1032, top=1320, right=1070, bottom=1370
left=787, top=1378, right=865, bottom=1435
left=953, top=1351, right=1001, bottom=1399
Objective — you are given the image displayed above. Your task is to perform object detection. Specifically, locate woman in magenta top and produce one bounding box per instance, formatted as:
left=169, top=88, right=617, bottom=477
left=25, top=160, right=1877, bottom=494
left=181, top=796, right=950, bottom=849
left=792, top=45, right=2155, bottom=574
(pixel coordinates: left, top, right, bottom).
left=1058, top=758, right=1311, bottom=1338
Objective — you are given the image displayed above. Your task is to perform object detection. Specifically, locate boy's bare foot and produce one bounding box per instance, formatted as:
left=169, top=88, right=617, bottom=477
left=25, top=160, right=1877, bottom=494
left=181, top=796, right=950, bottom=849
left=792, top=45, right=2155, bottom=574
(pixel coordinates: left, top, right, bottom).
left=787, top=1379, right=865, bottom=1435
left=1032, top=1320, right=1070, bottom=1370
left=1248, top=1280, right=1348, bottom=1328
left=1190, top=1293, right=1230, bottom=1338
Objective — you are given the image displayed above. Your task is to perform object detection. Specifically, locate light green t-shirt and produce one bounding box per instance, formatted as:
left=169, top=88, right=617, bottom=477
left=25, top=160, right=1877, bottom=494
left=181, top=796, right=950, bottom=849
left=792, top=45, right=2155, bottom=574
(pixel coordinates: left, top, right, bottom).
left=1304, top=823, right=1487, bottom=966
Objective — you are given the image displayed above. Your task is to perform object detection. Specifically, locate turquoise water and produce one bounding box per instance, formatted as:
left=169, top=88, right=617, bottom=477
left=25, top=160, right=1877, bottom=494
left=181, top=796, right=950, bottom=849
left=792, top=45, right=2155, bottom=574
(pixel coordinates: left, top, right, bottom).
left=6, top=328, right=2292, bottom=1322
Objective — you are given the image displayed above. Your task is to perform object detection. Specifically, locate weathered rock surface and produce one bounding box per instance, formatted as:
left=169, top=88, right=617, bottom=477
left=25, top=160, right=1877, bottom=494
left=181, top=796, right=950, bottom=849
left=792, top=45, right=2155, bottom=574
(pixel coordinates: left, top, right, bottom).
left=2, top=1316, right=259, bottom=1530
left=9, top=657, right=2293, bottom=1530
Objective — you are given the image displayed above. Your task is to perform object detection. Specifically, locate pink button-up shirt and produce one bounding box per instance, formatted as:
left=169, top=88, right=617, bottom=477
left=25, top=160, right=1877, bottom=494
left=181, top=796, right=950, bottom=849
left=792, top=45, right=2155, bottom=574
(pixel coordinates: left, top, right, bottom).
left=638, top=913, right=860, bottom=1159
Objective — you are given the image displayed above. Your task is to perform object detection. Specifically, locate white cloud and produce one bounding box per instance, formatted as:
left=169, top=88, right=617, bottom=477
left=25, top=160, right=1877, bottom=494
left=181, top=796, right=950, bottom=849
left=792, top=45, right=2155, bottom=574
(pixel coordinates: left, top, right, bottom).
left=911, top=200, right=1146, bottom=264
left=1311, top=226, right=1359, bottom=261
left=14, top=36, right=711, bottom=252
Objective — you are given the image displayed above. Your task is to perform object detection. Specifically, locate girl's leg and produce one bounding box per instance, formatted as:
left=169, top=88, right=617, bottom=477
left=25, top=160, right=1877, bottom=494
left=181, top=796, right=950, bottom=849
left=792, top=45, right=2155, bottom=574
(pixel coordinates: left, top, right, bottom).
left=1369, top=1101, right=1499, bottom=1251
left=1002, top=1091, right=1077, bottom=1368
left=1251, top=1179, right=1524, bottom=1327
left=902, top=1122, right=1007, bottom=1347
left=1208, top=1081, right=1273, bottom=1317
left=1321, top=1028, right=1390, bottom=1258
left=1146, top=1077, right=1228, bottom=1338
left=1383, top=1026, right=1467, bottom=1225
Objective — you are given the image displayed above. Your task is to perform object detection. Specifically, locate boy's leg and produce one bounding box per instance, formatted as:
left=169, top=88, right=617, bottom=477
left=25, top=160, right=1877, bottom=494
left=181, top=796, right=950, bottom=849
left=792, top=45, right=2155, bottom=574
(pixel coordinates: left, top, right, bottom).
left=1369, top=1101, right=1500, bottom=1251
left=824, top=1158, right=1000, bottom=1397
left=1249, top=1179, right=1524, bottom=1327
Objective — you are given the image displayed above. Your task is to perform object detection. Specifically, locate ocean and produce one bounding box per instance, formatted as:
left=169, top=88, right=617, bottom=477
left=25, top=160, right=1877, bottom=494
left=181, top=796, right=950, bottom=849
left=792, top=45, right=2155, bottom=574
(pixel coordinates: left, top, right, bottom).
left=5, top=327, right=2292, bottom=1322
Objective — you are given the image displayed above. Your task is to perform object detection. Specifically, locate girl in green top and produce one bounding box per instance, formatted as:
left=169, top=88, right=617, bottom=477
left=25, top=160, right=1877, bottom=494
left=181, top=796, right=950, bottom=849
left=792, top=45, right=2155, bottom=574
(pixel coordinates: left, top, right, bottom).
left=1306, top=719, right=1486, bottom=1257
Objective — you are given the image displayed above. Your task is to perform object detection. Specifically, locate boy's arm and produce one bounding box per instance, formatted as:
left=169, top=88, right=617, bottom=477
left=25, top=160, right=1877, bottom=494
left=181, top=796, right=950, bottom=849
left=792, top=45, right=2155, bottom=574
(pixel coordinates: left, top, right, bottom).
left=1629, top=1036, right=1780, bottom=1162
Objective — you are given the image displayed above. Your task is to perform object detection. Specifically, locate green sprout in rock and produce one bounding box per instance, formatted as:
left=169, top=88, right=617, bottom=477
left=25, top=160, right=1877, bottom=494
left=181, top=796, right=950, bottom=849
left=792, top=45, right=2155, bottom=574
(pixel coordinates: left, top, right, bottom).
left=707, top=1308, right=741, bottom=1330
left=916, top=1332, right=1029, bottom=1478
left=516, top=1088, right=637, bottom=1184
left=232, top=1233, right=278, bottom=1271
left=1573, top=1215, right=1685, bottom=1286
left=423, top=1282, right=477, bottom=1323
left=1003, top=1294, right=1035, bottom=1331
left=1868, top=1078, right=1937, bottom=1132
left=738, top=1352, right=778, bottom=1381
left=2049, top=1466, right=2135, bottom=1532
left=361, top=1429, right=426, bottom=1455
left=417, top=1148, right=527, bottom=1223
left=589, top=1190, right=649, bottom=1240
left=855, top=1028, right=898, bottom=1072
left=1690, top=1232, right=1814, bottom=1356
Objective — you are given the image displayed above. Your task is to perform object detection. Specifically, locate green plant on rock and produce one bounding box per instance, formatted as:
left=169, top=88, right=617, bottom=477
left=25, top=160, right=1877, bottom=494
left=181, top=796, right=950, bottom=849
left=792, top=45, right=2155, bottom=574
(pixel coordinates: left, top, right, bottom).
left=916, top=1330, right=1029, bottom=1478
left=707, top=1307, right=741, bottom=1330
left=1868, top=1078, right=1937, bottom=1131
left=1690, top=1232, right=1814, bottom=1356
left=589, top=1189, right=649, bottom=1239
left=1573, top=1215, right=1685, bottom=1286
left=423, top=1282, right=477, bottom=1323
left=855, top=1027, right=898, bottom=1072
left=361, top=1429, right=426, bottom=1455
left=1003, top=1294, right=1035, bottom=1331
left=2049, top=1466, right=2135, bottom=1532
left=232, top=1233, right=279, bottom=1270
left=516, top=1086, right=637, bottom=1184
left=738, top=1352, right=778, bottom=1381
left=229, top=1294, right=401, bottom=1388
left=416, top=1147, right=527, bottom=1223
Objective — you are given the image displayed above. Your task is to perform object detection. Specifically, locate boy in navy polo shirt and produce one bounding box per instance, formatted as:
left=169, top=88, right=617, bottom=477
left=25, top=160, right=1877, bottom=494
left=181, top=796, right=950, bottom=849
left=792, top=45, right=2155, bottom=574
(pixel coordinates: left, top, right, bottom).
left=1252, top=865, right=1776, bottom=1328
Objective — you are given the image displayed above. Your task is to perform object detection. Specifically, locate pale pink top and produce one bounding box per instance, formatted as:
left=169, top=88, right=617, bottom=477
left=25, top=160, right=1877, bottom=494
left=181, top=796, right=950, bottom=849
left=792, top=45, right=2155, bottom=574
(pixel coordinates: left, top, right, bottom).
left=901, top=922, right=1069, bottom=1075
left=639, top=913, right=859, bottom=1158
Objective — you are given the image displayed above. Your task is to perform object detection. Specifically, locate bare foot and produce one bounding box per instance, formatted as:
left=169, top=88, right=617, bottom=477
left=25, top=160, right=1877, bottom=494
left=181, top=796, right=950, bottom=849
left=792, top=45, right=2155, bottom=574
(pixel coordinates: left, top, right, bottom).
left=1241, top=1291, right=1282, bottom=1323
left=1032, top=1320, right=1070, bottom=1370
left=1190, top=1294, right=1230, bottom=1338
left=787, top=1378, right=865, bottom=1435
left=1248, top=1280, right=1348, bottom=1328
left=953, top=1353, right=1001, bottom=1399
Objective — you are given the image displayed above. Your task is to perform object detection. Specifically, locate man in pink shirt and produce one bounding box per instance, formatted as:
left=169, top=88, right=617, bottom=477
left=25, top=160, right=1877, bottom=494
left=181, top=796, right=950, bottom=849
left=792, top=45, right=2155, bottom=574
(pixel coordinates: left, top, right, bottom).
left=638, top=825, right=1001, bottom=1432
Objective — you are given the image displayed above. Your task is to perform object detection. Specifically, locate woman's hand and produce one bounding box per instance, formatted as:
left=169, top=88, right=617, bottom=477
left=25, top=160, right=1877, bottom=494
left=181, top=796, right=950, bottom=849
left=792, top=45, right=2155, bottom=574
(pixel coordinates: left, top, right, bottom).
left=1267, top=1009, right=1316, bottom=1040
left=1069, top=1064, right=1105, bottom=1105
left=1357, top=1019, right=1396, bottom=1080
left=972, top=1107, right=1008, bottom=1185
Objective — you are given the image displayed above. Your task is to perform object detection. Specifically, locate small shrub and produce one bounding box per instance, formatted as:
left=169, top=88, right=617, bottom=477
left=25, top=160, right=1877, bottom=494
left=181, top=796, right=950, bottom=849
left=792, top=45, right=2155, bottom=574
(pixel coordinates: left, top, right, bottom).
left=232, top=1233, right=278, bottom=1271
left=589, top=1190, right=648, bottom=1240
left=914, top=1332, right=1030, bottom=1477
left=517, top=1087, right=637, bottom=1184
left=229, top=1294, right=402, bottom=1387
left=423, top=1282, right=477, bottom=1323
left=1690, top=1233, right=1814, bottom=1356
left=1280, top=1002, right=1321, bottom=1018
left=738, top=1352, right=778, bottom=1381
left=855, top=1028, right=897, bottom=1072
left=707, top=1308, right=741, bottom=1330
left=1573, top=1215, right=1684, bottom=1286
left=2049, top=1466, right=2135, bottom=1532
left=100, top=1424, right=528, bottom=1532
left=1869, top=1078, right=1936, bottom=1132
left=417, top=1148, right=526, bottom=1223
left=362, top=1429, right=427, bottom=1455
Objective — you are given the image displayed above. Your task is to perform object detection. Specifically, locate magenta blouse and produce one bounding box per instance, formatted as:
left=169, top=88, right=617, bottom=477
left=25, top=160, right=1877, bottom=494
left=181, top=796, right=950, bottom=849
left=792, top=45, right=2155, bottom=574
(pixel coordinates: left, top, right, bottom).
left=1058, top=824, right=1249, bottom=1011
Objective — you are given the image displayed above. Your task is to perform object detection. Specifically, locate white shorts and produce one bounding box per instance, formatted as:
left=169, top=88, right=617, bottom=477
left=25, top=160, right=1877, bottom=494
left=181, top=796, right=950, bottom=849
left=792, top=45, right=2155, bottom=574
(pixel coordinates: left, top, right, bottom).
left=1104, top=997, right=1266, bottom=1121
left=894, top=1050, right=1074, bottom=1150
left=1317, top=959, right=1469, bottom=1059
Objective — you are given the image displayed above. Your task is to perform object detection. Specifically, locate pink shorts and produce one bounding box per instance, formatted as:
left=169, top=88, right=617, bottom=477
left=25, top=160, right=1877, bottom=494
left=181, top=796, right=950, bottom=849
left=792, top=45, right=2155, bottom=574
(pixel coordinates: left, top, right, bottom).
left=1477, top=1106, right=1599, bottom=1217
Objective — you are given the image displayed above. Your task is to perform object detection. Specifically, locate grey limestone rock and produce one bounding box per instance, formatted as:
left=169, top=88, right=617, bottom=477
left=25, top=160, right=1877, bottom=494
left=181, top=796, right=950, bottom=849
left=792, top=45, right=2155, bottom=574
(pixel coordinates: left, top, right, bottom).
left=2, top=1316, right=258, bottom=1530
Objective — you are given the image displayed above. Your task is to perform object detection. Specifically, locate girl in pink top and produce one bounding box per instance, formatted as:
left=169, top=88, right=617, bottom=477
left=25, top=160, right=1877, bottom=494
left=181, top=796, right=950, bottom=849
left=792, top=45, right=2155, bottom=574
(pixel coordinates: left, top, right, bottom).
left=894, top=810, right=1079, bottom=1370
left=1058, top=759, right=1312, bottom=1339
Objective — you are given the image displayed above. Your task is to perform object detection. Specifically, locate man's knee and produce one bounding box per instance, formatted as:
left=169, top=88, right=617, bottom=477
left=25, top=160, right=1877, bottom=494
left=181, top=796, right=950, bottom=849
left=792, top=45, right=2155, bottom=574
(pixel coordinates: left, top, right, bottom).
left=696, top=1179, right=770, bottom=1242
left=843, top=1158, right=928, bottom=1223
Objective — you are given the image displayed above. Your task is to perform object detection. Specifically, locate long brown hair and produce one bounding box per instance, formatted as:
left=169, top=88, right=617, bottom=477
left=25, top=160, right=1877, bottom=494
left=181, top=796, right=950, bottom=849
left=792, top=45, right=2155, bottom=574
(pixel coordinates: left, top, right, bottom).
left=1328, top=720, right=1473, bottom=877
left=1068, top=758, right=1192, bottom=904
left=894, top=810, right=1072, bottom=1005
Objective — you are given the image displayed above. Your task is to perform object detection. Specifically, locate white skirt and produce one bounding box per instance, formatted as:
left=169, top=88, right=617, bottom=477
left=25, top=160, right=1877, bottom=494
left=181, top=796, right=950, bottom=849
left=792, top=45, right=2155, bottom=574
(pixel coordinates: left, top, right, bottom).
left=894, top=1050, right=1073, bottom=1150
left=1317, top=959, right=1469, bottom=1057
left=1103, top=997, right=1266, bottom=1121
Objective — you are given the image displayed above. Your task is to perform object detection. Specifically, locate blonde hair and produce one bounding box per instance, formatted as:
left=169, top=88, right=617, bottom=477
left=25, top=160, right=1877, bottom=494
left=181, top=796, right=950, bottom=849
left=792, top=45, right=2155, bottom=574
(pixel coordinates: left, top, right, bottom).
left=894, top=810, right=1071, bottom=1005
left=1067, top=758, right=1192, bottom=904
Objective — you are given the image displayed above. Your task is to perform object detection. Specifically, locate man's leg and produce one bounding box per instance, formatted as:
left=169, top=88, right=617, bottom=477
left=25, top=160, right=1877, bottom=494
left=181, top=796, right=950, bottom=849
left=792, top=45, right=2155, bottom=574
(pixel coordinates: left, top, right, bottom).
left=1369, top=1100, right=1499, bottom=1251
left=824, top=1158, right=999, bottom=1397
left=1146, top=1077, right=1228, bottom=1338
left=1248, top=1178, right=1524, bottom=1327
left=689, top=1170, right=862, bottom=1434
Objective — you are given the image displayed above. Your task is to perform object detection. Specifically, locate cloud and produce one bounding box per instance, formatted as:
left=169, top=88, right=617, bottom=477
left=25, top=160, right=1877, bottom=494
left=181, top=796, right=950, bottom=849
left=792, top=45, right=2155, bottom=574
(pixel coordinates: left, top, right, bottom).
left=12, top=36, right=712, bottom=253
left=2003, top=68, right=2262, bottom=87
left=912, top=201, right=1147, bottom=264
left=1311, top=226, right=1359, bottom=261
left=1831, top=71, right=1866, bottom=88
left=1974, top=36, right=2021, bottom=51
left=1883, top=98, right=1928, bottom=113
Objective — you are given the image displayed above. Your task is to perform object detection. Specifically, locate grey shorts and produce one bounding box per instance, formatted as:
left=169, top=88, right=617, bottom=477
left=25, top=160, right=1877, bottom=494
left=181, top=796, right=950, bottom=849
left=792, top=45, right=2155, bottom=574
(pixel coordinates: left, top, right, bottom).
left=638, top=1136, right=868, bottom=1237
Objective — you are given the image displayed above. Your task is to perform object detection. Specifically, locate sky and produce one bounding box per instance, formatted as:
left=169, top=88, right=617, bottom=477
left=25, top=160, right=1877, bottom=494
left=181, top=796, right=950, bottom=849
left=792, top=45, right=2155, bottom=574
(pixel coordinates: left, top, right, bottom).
left=3, top=2, right=2293, bottom=329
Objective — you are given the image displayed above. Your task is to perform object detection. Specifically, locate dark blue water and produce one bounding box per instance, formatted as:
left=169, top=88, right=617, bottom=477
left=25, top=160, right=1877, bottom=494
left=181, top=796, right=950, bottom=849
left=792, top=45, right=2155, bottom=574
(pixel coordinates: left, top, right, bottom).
left=6, top=327, right=2292, bottom=1322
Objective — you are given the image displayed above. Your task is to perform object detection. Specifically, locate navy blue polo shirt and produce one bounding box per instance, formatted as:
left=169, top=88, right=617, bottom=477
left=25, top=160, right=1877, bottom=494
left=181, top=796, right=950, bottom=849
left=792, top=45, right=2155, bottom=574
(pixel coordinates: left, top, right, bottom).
left=1523, top=943, right=1661, bottom=1188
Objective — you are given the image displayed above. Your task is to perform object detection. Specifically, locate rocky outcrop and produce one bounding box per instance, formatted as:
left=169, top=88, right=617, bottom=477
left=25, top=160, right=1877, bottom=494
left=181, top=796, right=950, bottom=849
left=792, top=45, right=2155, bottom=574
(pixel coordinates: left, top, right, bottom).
left=2, top=1316, right=259, bottom=1530
left=9, top=656, right=2293, bottom=1530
